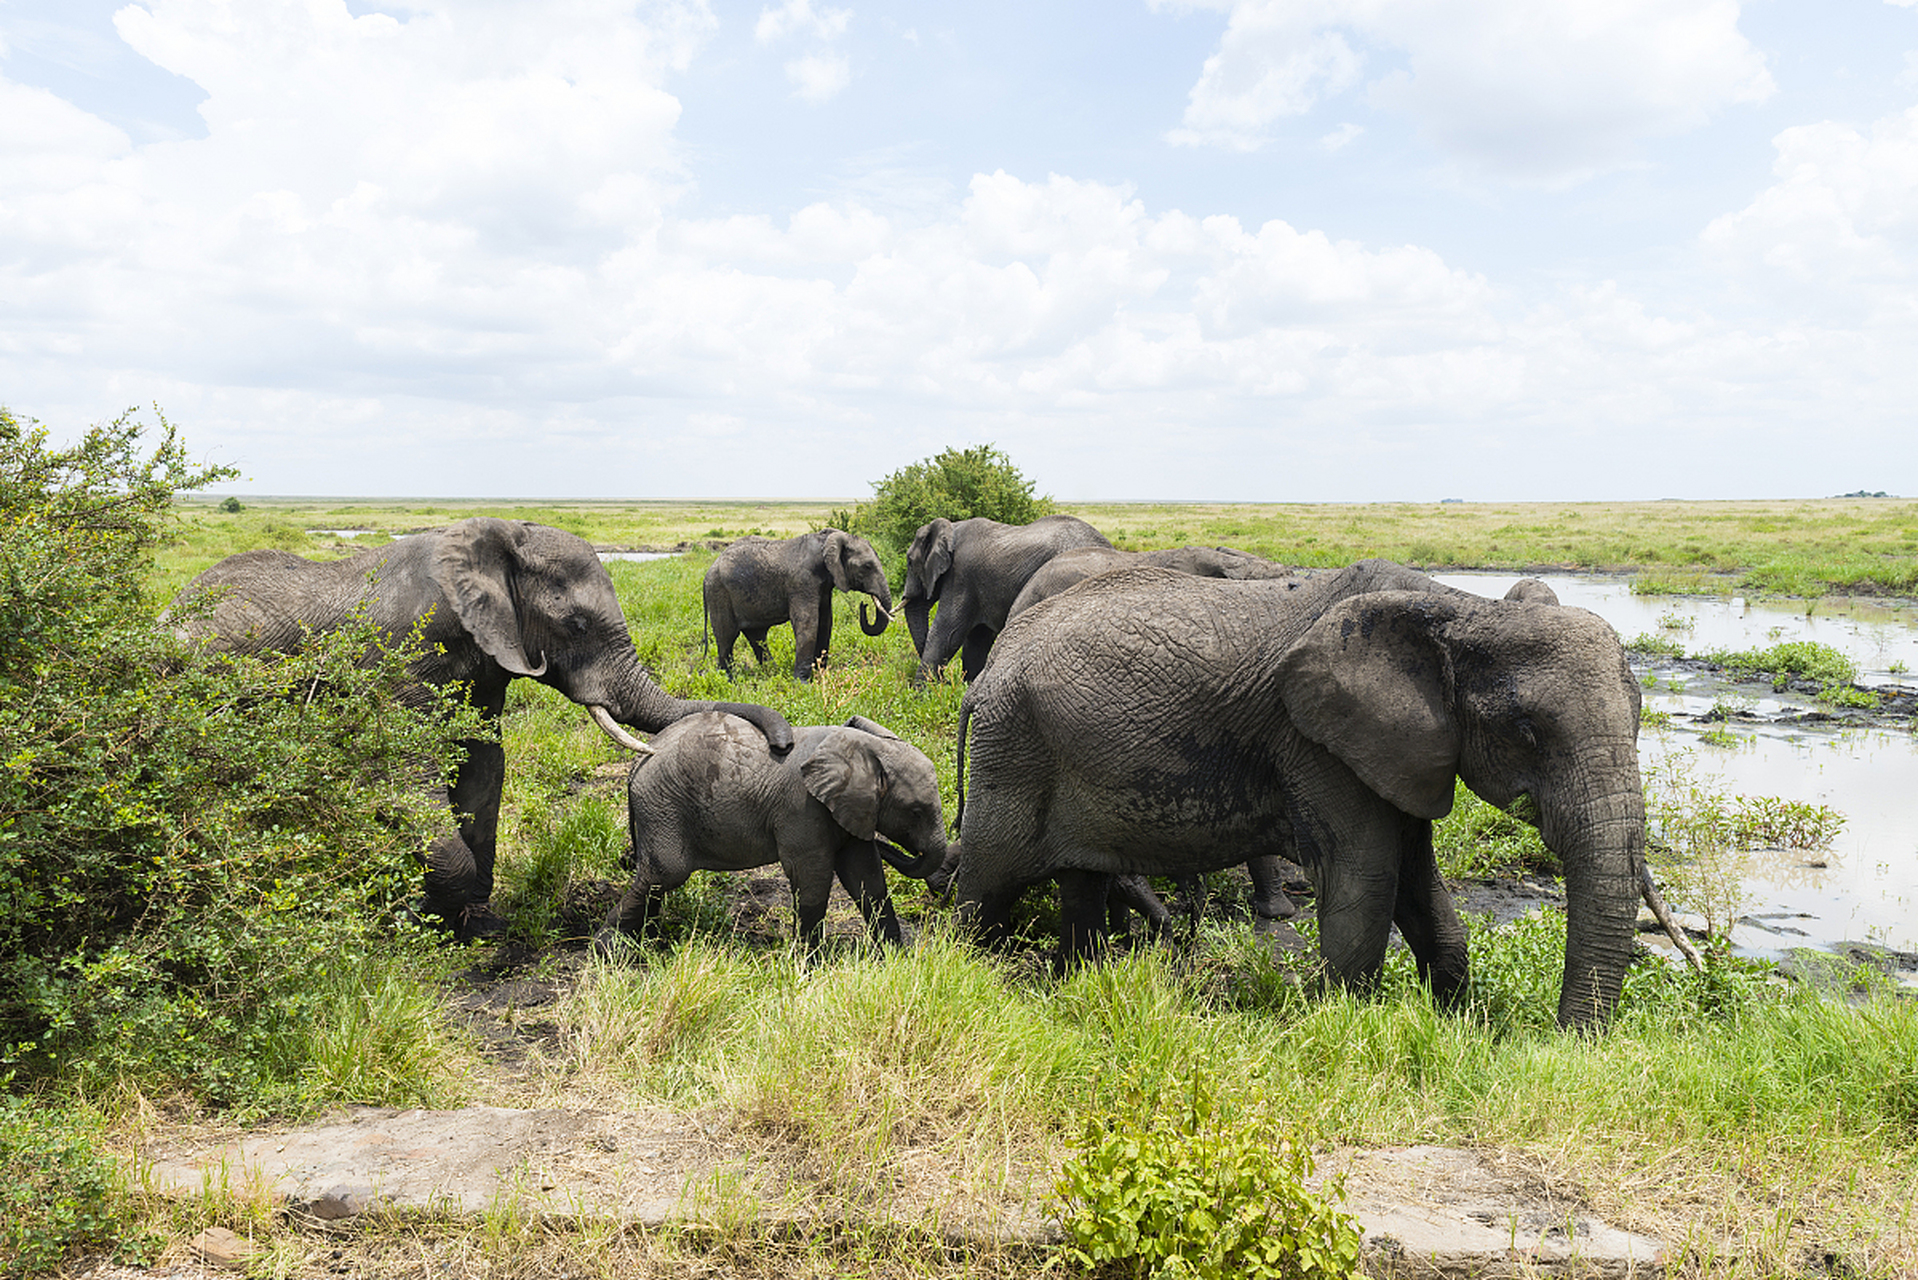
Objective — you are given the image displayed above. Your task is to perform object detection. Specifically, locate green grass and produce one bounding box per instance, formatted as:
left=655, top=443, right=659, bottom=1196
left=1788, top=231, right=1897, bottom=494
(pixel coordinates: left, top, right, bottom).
left=38, top=496, right=1918, bottom=1277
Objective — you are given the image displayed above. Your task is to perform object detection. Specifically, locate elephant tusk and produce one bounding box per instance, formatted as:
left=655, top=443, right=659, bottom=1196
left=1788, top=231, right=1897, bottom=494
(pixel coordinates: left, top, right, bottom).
left=1639, top=861, right=1705, bottom=974
left=589, top=705, right=655, bottom=755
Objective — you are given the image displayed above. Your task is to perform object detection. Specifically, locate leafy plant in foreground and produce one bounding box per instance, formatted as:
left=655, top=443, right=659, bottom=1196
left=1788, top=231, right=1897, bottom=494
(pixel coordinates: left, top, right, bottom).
left=0, top=1099, right=153, bottom=1278
left=1054, top=1071, right=1362, bottom=1280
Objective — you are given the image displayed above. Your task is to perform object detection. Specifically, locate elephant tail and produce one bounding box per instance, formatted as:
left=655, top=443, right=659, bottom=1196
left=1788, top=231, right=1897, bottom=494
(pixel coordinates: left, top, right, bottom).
left=955, top=690, right=973, bottom=834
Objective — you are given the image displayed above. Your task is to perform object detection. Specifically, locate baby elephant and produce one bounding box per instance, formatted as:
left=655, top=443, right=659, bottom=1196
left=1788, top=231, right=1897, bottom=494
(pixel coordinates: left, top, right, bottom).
left=595, top=713, right=955, bottom=955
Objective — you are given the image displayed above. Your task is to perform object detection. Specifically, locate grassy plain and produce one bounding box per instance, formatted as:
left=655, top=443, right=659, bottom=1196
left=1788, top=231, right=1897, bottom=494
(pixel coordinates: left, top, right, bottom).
left=81, top=498, right=1918, bottom=1276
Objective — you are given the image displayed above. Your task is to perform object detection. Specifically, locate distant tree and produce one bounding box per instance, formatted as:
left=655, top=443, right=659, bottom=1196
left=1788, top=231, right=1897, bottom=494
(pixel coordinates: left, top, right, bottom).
left=847, top=444, right=1055, bottom=560
left=219, top=495, right=243, bottom=512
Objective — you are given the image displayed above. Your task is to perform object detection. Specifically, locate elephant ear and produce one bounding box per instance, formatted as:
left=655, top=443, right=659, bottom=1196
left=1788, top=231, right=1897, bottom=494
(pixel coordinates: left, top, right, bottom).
left=802, top=733, right=886, bottom=840
left=825, top=530, right=855, bottom=592
left=1275, top=591, right=1463, bottom=820
left=843, top=714, right=901, bottom=741
left=921, top=521, right=956, bottom=598
left=431, top=518, right=546, bottom=677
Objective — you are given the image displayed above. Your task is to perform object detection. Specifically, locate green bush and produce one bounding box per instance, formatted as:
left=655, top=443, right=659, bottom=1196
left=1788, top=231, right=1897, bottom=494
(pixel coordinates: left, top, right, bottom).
left=0, top=407, right=478, bottom=1103
left=1054, top=1071, right=1362, bottom=1280
left=845, top=444, right=1055, bottom=560
left=0, top=1099, right=152, bottom=1278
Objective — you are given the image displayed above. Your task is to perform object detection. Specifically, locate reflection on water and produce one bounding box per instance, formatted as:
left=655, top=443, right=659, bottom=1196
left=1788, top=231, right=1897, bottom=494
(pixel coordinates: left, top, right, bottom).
left=1434, top=572, right=1918, bottom=966
left=1433, top=572, right=1918, bottom=679
left=599, top=550, right=675, bottom=562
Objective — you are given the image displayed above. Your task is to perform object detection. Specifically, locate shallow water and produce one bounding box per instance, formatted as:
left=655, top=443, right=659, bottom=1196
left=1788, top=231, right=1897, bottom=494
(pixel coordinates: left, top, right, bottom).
left=598, top=550, right=675, bottom=562
left=1434, top=573, right=1918, bottom=966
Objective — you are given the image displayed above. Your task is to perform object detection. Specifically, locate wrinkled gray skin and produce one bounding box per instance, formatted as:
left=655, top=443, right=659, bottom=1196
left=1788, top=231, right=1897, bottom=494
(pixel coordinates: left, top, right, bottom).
left=596, top=713, right=954, bottom=952
left=955, top=559, right=1645, bottom=1030
left=901, top=514, right=1113, bottom=684
left=703, top=529, right=893, bottom=681
left=1007, top=544, right=1296, bottom=622
left=168, top=518, right=795, bottom=938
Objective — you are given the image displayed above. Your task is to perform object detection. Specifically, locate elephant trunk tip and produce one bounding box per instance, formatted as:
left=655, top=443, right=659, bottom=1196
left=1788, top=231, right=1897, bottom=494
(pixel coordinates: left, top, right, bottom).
left=860, top=599, right=892, bottom=636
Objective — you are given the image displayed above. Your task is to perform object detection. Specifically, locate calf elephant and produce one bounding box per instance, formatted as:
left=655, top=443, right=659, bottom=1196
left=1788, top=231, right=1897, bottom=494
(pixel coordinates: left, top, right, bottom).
left=901, top=514, right=1112, bottom=684
left=1007, top=544, right=1296, bottom=621
left=954, top=559, right=1648, bottom=1030
left=703, top=528, right=892, bottom=680
left=596, top=713, right=954, bottom=952
left=167, top=518, right=794, bottom=938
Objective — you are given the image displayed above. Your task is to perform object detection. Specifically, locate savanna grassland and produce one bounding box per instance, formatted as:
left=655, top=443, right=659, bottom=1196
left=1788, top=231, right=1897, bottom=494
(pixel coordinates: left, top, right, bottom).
left=23, top=493, right=1918, bottom=1279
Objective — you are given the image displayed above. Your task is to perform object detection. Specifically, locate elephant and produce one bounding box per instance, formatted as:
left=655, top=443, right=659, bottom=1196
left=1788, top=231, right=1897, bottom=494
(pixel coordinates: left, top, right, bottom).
left=703, top=528, right=893, bottom=681
left=901, top=514, right=1112, bottom=684
left=1006, top=544, right=1297, bottom=622
left=594, top=713, right=954, bottom=952
left=167, top=518, right=794, bottom=938
left=952, top=558, right=1649, bottom=1030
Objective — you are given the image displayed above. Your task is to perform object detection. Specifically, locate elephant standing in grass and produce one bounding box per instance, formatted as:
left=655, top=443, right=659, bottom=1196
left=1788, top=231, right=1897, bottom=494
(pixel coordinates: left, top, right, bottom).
left=704, top=529, right=893, bottom=681
left=168, top=518, right=793, bottom=938
left=901, top=514, right=1112, bottom=684
left=955, top=559, right=1651, bottom=1030
left=1007, top=544, right=1297, bottom=621
left=595, top=714, right=955, bottom=952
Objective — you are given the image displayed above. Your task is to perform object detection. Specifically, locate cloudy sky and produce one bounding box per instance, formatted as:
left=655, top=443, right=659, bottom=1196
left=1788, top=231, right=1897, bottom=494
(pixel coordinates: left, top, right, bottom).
left=3, top=0, right=1915, bottom=501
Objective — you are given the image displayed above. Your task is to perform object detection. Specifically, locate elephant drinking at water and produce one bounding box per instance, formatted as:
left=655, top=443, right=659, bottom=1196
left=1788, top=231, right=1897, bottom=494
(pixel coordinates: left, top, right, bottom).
left=953, top=559, right=1648, bottom=1030
left=168, top=518, right=794, bottom=938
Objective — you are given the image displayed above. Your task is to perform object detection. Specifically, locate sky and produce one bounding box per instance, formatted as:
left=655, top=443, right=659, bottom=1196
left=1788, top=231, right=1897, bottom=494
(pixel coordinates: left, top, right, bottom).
left=2, top=0, right=1916, bottom=502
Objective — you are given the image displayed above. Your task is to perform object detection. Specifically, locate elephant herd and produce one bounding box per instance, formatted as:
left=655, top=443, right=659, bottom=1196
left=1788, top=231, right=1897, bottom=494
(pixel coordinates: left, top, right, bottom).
left=170, top=511, right=1660, bottom=1030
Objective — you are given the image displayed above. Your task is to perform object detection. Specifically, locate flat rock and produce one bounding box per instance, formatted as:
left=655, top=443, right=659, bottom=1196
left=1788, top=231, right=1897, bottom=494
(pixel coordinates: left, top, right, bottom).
left=145, top=1109, right=1668, bottom=1275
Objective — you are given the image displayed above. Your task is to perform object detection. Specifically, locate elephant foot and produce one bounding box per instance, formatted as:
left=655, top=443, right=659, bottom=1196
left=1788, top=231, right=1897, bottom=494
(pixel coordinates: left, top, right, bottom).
left=456, top=901, right=508, bottom=942
left=591, top=925, right=634, bottom=962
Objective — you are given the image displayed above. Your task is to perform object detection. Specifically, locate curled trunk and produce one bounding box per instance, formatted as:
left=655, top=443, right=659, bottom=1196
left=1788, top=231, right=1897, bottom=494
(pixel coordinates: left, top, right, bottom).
left=877, top=835, right=960, bottom=882
left=860, top=584, right=893, bottom=636
left=904, top=596, right=932, bottom=658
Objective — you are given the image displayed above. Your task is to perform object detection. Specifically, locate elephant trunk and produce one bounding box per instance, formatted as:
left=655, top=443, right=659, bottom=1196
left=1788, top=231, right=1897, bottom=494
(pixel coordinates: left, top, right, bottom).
left=904, top=596, right=932, bottom=658
left=1542, top=757, right=1645, bottom=1030
left=604, top=652, right=795, bottom=754
left=860, top=584, right=893, bottom=636
left=875, top=834, right=960, bottom=882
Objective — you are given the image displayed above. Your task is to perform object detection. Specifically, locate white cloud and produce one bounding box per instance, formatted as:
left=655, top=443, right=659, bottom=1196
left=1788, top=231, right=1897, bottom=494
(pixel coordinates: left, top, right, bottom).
left=755, top=0, right=852, bottom=103
left=755, top=0, right=852, bottom=43
left=1167, top=0, right=1774, bottom=184
left=786, top=50, right=851, bottom=103
left=1321, top=121, right=1363, bottom=150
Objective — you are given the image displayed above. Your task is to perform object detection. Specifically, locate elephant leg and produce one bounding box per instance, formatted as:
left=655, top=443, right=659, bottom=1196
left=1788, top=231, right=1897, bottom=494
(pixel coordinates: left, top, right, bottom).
left=1295, top=799, right=1403, bottom=995
left=960, top=626, right=996, bottom=683
left=594, top=849, right=691, bottom=956
left=1174, top=874, right=1209, bottom=937
left=1247, top=855, right=1298, bottom=928
left=713, top=610, right=740, bottom=677
left=744, top=628, right=773, bottom=667
left=835, top=842, right=904, bottom=945
left=1391, top=819, right=1469, bottom=1007
left=785, top=856, right=836, bottom=950
left=789, top=591, right=825, bottom=681
left=1057, top=869, right=1112, bottom=966
left=424, top=738, right=506, bottom=937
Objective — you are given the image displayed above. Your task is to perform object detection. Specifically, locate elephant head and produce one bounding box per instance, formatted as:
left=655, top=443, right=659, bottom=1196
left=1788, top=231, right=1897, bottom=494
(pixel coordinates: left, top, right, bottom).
left=428, top=518, right=792, bottom=753
left=800, top=715, right=952, bottom=877
left=901, top=518, right=957, bottom=657
left=1276, top=589, right=1644, bottom=1028
left=823, top=529, right=894, bottom=637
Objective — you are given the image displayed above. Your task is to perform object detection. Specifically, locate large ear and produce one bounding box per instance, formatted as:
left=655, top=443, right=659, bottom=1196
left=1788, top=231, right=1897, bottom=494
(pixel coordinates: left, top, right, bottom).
left=430, top=518, right=546, bottom=677
left=824, top=530, right=854, bottom=592
left=922, top=520, right=956, bottom=598
left=801, top=733, right=886, bottom=840
left=1275, top=591, right=1462, bottom=820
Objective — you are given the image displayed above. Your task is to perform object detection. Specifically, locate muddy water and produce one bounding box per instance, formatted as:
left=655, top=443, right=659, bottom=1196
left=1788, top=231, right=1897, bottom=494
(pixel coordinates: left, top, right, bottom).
left=1435, top=573, right=1918, bottom=968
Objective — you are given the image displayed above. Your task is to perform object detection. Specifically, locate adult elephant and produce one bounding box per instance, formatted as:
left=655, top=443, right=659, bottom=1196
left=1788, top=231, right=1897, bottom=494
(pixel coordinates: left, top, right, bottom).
left=901, top=514, right=1112, bottom=684
left=953, top=559, right=1647, bottom=1030
left=168, top=518, right=794, bottom=938
left=703, top=529, right=892, bottom=681
left=596, top=713, right=954, bottom=953
left=1007, top=544, right=1296, bottom=621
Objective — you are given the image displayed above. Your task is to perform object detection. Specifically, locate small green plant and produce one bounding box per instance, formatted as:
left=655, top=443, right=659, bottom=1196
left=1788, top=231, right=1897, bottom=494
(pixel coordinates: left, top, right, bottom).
left=1889, top=659, right=1909, bottom=675
left=1626, top=633, right=1686, bottom=658
left=1816, top=683, right=1879, bottom=709
left=1433, top=780, right=1555, bottom=879
left=0, top=1101, right=152, bottom=1278
left=1656, top=609, right=1693, bottom=633
left=1055, top=1071, right=1362, bottom=1280
left=1700, top=640, right=1857, bottom=686
left=1698, top=725, right=1747, bottom=748
left=1640, top=707, right=1672, bottom=729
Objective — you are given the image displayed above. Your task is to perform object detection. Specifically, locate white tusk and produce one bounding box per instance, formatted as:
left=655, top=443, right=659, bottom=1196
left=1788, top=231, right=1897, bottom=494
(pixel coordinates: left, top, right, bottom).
left=590, top=705, right=655, bottom=755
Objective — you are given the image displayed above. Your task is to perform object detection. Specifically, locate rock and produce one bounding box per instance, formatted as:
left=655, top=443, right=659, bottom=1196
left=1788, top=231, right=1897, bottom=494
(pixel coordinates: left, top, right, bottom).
left=191, top=1226, right=255, bottom=1269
